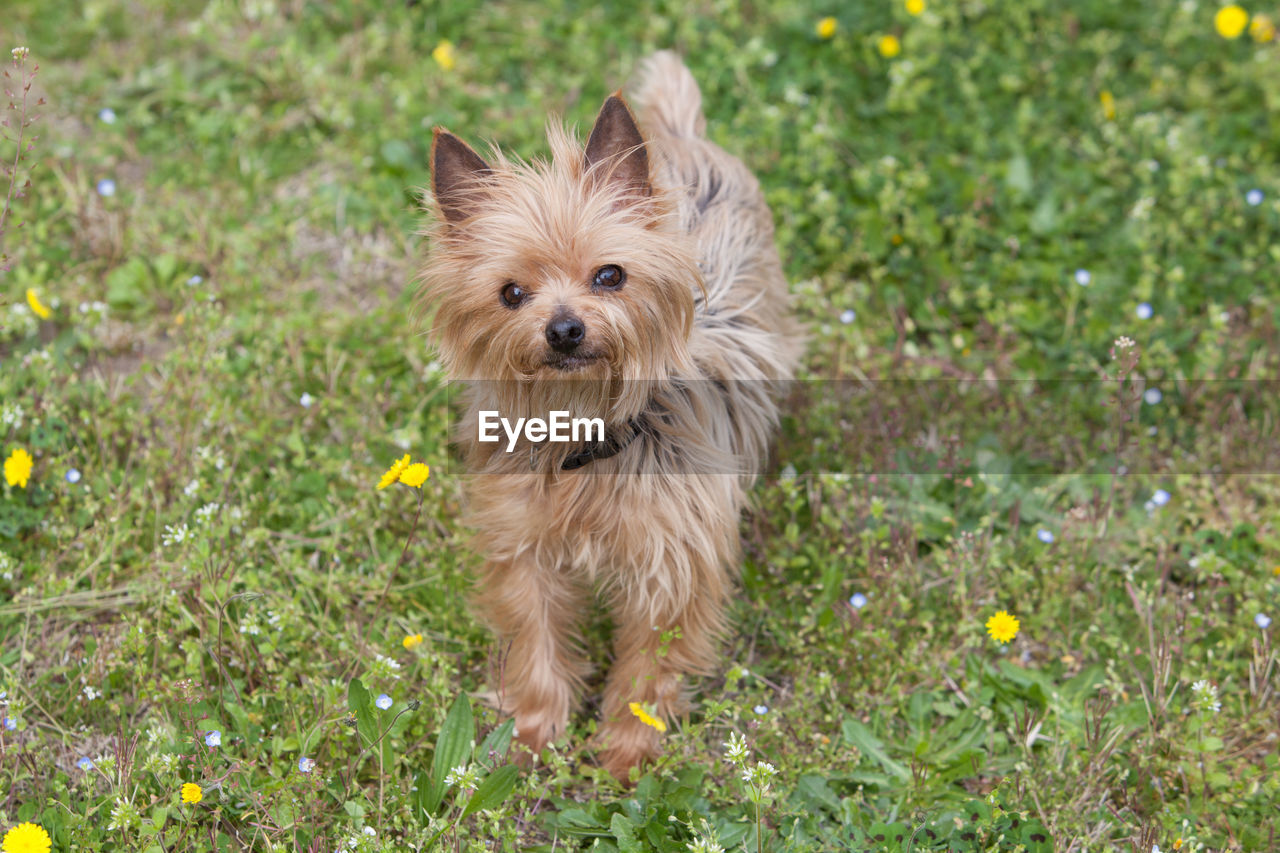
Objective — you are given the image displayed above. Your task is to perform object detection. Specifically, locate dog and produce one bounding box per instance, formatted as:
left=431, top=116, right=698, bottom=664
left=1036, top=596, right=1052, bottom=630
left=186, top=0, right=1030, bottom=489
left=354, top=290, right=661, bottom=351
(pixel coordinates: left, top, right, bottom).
left=419, top=51, right=798, bottom=779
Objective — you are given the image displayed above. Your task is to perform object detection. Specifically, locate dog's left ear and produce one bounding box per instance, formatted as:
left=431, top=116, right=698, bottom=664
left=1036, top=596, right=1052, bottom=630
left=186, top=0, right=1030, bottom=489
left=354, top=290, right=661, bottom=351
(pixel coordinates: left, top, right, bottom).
left=584, top=94, right=651, bottom=202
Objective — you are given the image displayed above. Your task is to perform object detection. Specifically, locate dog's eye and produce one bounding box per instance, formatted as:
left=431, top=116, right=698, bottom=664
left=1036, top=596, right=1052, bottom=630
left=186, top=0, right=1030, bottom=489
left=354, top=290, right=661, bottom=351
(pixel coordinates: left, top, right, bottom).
left=500, top=282, right=527, bottom=308
left=591, top=265, right=625, bottom=291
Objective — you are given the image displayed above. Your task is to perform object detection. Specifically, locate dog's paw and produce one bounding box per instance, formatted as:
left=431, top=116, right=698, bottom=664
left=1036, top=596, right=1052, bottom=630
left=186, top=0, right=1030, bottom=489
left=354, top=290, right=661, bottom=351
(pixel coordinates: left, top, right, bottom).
left=596, top=721, right=661, bottom=783
left=510, top=711, right=565, bottom=761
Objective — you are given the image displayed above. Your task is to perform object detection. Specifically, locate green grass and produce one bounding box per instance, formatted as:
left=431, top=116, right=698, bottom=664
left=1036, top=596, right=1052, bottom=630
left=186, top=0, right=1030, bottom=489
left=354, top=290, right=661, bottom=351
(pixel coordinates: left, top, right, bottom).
left=2, top=1, right=1279, bottom=850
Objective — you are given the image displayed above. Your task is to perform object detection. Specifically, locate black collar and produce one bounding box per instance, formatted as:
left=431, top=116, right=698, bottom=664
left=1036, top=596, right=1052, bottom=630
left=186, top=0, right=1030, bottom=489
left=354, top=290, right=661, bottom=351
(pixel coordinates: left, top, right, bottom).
left=560, top=418, right=643, bottom=470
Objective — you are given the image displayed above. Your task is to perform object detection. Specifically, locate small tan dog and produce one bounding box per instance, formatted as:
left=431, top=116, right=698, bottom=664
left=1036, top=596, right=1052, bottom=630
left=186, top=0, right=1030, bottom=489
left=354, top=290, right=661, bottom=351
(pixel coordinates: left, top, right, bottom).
left=420, top=52, right=798, bottom=779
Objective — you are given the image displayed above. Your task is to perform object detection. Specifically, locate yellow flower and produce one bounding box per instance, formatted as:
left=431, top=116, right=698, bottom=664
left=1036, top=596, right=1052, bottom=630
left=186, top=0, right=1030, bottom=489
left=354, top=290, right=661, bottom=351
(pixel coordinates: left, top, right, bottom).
left=377, top=454, right=411, bottom=490
left=1250, top=14, right=1275, bottom=41
left=1273, top=565, right=1280, bottom=576
left=1215, top=5, right=1249, bottom=39
left=180, top=782, right=203, bottom=804
left=906, top=0, right=925, bottom=15
left=4, top=449, right=33, bottom=489
left=1099, top=89, right=1116, bottom=121
left=816, top=17, right=837, bottom=39
left=2, top=823, right=51, bottom=853
left=399, top=463, right=429, bottom=488
left=1173, top=840, right=1184, bottom=851
left=878, top=34, right=902, bottom=58
left=402, top=633, right=423, bottom=650
left=986, top=610, right=1020, bottom=644
left=432, top=40, right=456, bottom=71
left=24, top=289, right=51, bottom=320
left=628, top=701, right=667, bottom=733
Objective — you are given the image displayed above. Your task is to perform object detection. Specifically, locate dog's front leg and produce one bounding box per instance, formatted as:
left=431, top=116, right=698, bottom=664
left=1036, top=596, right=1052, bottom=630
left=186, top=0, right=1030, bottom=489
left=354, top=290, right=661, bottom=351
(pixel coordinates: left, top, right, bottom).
left=477, top=557, right=587, bottom=762
left=596, top=565, right=727, bottom=781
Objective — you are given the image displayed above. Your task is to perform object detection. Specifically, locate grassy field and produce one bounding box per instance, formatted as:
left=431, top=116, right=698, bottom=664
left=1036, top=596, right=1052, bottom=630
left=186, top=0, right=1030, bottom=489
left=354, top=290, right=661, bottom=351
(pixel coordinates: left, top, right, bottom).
left=2, top=1, right=1279, bottom=850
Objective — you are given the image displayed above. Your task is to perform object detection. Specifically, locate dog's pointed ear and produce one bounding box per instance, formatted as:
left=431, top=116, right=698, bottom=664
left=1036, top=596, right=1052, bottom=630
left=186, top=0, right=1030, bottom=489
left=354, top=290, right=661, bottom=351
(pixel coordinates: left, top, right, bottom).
left=584, top=93, right=651, bottom=201
left=432, top=128, right=491, bottom=224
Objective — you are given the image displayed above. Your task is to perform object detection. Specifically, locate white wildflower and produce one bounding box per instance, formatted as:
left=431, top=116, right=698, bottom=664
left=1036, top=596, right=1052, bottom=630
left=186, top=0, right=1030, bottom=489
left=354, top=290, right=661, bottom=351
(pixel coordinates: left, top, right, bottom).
left=723, top=731, right=749, bottom=765
left=1191, top=679, right=1221, bottom=714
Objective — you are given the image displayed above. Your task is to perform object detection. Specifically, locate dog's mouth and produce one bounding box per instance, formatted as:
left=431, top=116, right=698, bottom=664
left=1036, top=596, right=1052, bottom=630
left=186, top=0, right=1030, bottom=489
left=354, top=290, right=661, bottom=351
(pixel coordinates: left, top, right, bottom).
left=544, top=352, right=604, bottom=372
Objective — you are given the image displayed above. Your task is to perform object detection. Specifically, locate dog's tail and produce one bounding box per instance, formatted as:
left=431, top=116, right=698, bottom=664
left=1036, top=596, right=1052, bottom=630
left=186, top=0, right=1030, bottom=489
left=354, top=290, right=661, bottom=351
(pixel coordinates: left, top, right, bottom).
left=629, top=51, right=705, bottom=139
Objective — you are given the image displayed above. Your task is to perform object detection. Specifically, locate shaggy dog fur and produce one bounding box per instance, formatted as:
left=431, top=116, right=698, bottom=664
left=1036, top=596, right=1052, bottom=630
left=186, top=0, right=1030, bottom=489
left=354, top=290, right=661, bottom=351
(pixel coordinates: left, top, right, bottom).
left=419, top=51, right=798, bottom=779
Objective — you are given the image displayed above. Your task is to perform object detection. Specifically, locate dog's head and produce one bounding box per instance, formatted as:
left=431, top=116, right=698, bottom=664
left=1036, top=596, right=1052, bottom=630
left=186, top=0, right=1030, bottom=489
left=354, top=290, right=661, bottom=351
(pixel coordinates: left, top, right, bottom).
left=419, top=95, right=698, bottom=417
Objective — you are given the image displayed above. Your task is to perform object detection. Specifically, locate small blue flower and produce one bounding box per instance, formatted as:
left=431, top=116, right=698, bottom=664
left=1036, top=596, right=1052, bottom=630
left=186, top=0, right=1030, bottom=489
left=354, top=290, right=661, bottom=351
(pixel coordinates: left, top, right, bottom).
left=205, top=730, right=222, bottom=747
left=98, top=107, right=117, bottom=124
left=1151, top=489, right=1170, bottom=507
left=1136, top=302, right=1153, bottom=320
left=839, top=309, right=857, bottom=325
left=298, top=756, right=315, bottom=773
left=1255, top=613, right=1272, bottom=630
left=1037, top=528, right=1055, bottom=544
left=376, top=693, right=393, bottom=710
left=848, top=592, right=868, bottom=610
left=2, top=716, right=15, bottom=731
left=1144, top=388, right=1162, bottom=405
left=299, top=393, right=314, bottom=409
left=186, top=275, right=203, bottom=286
left=96, top=178, right=116, bottom=197
left=1074, top=268, right=1091, bottom=287
left=77, top=756, right=94, bottom=771
left=66, top=468, right=82, bottom=484
left=753, top=704, right=769, bottom=715
left=1246, top=189, right=1263, bottom=207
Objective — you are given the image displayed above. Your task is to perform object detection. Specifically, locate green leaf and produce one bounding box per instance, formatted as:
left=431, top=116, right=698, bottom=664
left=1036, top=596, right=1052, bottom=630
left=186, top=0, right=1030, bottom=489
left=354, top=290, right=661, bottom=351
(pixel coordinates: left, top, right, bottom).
left=412, top=770, right=433, bottom=826
left=475, top=718, right=515, bottom=770
left=552, top=807, right=609, bottom=833
left=1005, top=153, right=1033, bottom=198
left=1030, top=192, right=1058, bottom=235
left=346, top=678, right=378, bottom=747
left=609, top=813, right=643, bottom=853
left=841, top=718, right=910, bottom=780
left=105, top=257, right=149, bottom=310
left=461, top=765, right=519, bottom=817
left=1195, top=735, right=1225, bottom=752
left=379, top=139, right=415, bottom=172
left=423, top=693, right=474, bottom=815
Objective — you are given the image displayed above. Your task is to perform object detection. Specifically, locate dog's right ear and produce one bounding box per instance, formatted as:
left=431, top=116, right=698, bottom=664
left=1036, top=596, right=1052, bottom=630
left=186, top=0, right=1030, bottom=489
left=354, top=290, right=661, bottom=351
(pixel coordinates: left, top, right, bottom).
left=431, top=128, right=491, bottom=224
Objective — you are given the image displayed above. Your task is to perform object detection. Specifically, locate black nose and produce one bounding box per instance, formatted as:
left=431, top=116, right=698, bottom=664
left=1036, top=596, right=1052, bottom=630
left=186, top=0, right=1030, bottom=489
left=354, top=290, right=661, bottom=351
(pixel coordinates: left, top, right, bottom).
left=545, top=313, right=586, bottom=353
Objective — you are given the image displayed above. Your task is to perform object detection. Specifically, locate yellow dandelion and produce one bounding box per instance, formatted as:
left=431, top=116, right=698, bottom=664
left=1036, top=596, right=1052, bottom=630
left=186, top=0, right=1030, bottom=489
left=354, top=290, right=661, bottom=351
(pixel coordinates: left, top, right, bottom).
left=1272, top=565, right=1280, bottom=576
left=24, top=289, right=51, bottom=320
left=1173, top=840, right=1184, bottom=851
left=878, top=34, right=902, bottom=58
left=986, top=610, right=1020, bottom=644
left=628, top=701, right=667, bottom=733
left=1099, top=89, right=1116, bottom=121
left=377, top=454, right=411, bottom=490
left=906, top=0, right=925, bottom=16
left=399, top=463, right=429, bottom=488
left=816, top=17, right=838, bottom=39
left=1250, top=14, right=1275, bottom=41
left=180, top=782, right=203, bottom=804
left=4, top=449, right=33, bottom=489
left=402, top=633, right=423, bottom=650
left=1, top=823, right=51, bottom=853
left=432, top=40, right=456, bottom=71
left=1215, top=5, right=1249, bottom=39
